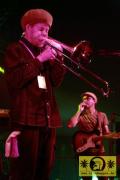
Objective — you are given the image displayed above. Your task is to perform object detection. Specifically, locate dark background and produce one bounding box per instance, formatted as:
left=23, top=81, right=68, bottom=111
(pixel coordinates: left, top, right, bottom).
left=0, top=1, right=120, bottom=179
left=0, top=0, right=120, bottom=129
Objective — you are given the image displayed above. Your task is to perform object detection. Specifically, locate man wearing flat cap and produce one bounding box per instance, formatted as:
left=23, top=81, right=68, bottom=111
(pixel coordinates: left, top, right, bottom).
left=4, top=8, right=65, bottom=180
left=67, top=91, right=110, bottom=180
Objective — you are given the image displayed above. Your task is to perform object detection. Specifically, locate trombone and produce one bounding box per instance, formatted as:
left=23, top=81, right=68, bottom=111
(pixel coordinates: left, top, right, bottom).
left=45, top=37, right=111, bottom=98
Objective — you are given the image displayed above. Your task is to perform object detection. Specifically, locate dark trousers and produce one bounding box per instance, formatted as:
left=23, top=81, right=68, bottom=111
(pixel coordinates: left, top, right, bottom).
left=9, top=126, right=56, bottom=180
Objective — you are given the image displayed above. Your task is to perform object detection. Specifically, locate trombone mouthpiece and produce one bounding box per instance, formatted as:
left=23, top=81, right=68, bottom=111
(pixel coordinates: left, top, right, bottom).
left=45, top=38, right=62, bottom=51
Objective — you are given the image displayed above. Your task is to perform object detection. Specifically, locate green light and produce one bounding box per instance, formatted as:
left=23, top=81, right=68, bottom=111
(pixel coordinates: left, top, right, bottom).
left=0, top=66, right=5, bottom=74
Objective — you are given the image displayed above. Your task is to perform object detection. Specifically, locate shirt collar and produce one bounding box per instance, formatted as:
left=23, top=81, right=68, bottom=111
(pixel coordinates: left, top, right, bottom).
left=20, top=37, right=41, bottom=56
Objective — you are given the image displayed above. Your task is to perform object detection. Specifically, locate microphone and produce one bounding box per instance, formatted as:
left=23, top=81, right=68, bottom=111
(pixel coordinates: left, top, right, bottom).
left=79, top=102, right=87, bottom=112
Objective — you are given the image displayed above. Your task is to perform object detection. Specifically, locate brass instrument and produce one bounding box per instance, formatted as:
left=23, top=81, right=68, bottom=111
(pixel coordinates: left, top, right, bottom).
left=45, top=37, right=111, bottom=98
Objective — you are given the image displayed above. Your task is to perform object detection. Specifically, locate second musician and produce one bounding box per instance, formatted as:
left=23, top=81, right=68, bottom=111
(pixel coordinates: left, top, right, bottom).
left=67, top=91, right=110, bottom=180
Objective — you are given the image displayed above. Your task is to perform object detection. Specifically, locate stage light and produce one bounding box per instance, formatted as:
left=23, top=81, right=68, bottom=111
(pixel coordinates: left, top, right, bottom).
left=0, top=66, right=5, bottom=74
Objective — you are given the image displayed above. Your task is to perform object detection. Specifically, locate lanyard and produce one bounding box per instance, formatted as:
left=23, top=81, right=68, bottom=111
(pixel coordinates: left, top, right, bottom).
left=19, top=40, right=35, bottom=59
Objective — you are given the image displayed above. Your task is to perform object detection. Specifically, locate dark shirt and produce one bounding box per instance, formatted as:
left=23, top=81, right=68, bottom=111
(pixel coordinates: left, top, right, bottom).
left=4, top=37, right=65, bottom=128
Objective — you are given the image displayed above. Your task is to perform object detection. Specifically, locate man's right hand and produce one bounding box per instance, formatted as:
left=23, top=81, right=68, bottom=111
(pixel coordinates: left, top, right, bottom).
left=37, top=46, right=57, bottom=62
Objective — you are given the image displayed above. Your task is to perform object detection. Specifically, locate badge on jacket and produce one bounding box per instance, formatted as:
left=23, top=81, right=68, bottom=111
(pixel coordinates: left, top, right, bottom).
left=37, top=75, right=47, bottom=89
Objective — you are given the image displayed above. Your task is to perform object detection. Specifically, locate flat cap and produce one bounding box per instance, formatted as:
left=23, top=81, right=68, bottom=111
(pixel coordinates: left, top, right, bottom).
left=81, top=91, right=98, bottom=103
left=21, top=9, right=53, bottom=30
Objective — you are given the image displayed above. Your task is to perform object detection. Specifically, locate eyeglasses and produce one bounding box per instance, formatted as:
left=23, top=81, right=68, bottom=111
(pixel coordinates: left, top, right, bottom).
left=82, top=95, right=93, bottom=101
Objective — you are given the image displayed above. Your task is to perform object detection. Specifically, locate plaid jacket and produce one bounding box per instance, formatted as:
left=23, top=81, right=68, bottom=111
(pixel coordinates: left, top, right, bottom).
left=4, top=38, right=65, bottom=128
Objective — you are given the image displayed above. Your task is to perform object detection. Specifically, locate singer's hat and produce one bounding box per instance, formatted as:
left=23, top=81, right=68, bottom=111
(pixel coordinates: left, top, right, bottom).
left=81, top=91, right=98, bottom=103
left=21, top=9, right=53, bottom=30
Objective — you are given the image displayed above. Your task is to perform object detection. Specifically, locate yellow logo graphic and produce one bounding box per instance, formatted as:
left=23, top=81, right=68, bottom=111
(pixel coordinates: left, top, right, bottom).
left=79, top=156, right=116, bottom=176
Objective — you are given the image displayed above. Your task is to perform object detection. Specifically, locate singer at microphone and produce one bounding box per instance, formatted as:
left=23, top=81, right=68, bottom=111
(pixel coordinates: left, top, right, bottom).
left=67, top=91, right=110, bottom=180
left=67, top=91, right=109, bottom=133
left=67, top=102, right=87, bottom=128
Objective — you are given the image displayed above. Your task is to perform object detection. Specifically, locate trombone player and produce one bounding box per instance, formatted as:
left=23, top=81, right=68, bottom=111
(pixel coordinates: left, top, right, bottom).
left=4, top=8, right=66, bottom=180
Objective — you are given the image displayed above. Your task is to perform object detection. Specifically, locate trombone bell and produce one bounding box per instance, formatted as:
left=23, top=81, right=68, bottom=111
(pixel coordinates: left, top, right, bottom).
left=72, top=40, right=93, bottom=65
left=45, top=37, right=93, bottom=64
